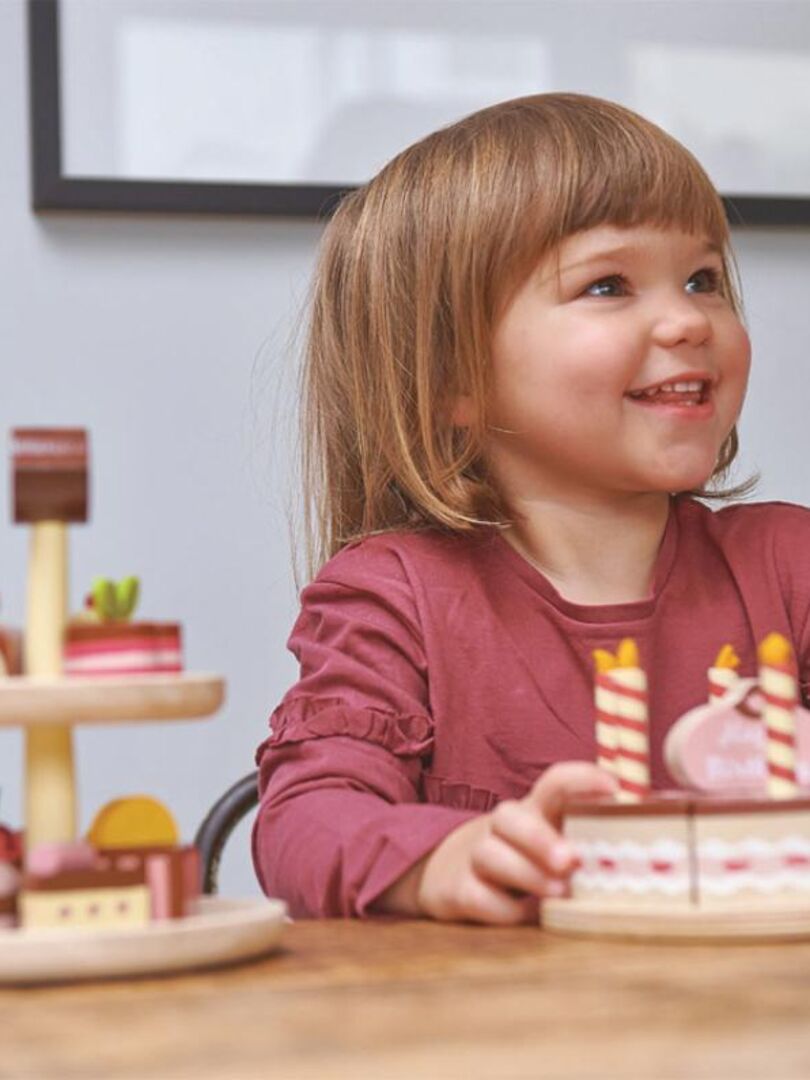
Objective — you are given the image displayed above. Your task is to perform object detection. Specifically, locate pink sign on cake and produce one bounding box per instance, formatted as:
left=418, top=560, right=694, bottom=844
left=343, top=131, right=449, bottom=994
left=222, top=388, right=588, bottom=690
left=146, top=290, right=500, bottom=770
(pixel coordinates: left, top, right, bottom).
left=664, top=678, right=810, bottom=794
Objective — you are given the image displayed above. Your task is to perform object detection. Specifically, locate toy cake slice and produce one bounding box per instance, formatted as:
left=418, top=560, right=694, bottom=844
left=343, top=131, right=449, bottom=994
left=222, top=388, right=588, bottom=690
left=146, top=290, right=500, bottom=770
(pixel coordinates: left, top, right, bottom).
left=564, top=796, right=693, bottom=907
left=693, top=796, right=810, bottom=907
left=64, top=622, right=182, bottom=676
left=17, top=839, right=150, bottom=930
left=565, top=794, right=810, bottom=910
left=14, top=799, right=201, bottom=930
left=63, top=576, right=182, bottom=677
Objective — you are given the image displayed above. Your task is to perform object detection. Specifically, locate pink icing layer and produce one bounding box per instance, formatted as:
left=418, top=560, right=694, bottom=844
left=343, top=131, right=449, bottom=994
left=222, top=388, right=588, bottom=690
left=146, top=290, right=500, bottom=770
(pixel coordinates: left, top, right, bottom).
left=27, top=841, right=96, bottom=876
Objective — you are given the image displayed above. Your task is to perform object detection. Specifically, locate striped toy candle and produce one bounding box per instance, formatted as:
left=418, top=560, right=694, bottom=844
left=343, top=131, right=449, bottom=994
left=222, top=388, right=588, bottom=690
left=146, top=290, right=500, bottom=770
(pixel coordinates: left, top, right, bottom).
left=708, top=643, right=740, bottom=703
left=611, top=638, right=651, bottom=803
left=593, top=648, right=619, bottom=776
left=758, top=632, right=799, bottom=799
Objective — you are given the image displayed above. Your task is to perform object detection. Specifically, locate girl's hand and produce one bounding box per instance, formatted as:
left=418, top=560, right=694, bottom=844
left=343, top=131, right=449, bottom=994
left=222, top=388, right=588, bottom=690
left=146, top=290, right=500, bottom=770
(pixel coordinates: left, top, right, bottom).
left=409, top=762, right=618, bottom=924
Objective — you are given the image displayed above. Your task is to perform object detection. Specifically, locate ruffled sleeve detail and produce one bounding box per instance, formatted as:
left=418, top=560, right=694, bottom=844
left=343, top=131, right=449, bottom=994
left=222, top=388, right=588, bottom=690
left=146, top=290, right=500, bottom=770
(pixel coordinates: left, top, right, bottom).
left=422, top=773, right=502, bottom=812
left=258, top=697, right=434, bottom=761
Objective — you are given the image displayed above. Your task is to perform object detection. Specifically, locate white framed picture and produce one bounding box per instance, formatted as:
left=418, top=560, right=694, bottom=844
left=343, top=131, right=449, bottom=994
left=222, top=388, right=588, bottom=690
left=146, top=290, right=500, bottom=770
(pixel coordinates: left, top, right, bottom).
left=28, top=0, right=810, bottom=222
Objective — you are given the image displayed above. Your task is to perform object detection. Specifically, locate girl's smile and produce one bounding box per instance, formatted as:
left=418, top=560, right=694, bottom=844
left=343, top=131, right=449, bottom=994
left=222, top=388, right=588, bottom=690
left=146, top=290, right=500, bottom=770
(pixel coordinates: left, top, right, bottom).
left=486, top=224, right=751, bottom=500
left=624, top=370, right=715, bottom=419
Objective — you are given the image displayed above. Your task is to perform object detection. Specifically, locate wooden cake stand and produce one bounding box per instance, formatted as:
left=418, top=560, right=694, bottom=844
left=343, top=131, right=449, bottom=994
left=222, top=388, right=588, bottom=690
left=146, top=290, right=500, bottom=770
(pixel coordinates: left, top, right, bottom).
left=0, top=672, right=226, bottom=727
left=0, top=895, right=287, bottom=984
left=0, top=674, right=287, bottom=983
left=542, top=897, right=810, bottom=942
left=2, top=431, right=287, bottom=983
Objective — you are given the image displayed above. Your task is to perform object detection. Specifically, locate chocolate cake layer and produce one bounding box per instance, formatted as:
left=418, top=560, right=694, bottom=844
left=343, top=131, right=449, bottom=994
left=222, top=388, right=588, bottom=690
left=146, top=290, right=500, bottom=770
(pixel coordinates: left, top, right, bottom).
left=65, top=622, right=181, bottom=643
left=566, top=792, right=691, bottom=817
left=691, top=794, right=810, bottom=815
left=22, top=867, right=145, bottom=892
left=567, top=793, right=810, bottom=818
left=12, top=428, right=89, bottom=523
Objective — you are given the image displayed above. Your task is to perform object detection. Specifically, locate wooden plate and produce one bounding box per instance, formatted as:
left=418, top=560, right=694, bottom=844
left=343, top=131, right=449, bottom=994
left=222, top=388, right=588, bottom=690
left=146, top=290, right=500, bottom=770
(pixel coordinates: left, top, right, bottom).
left=542, top=897, right=810, bottom=941
left=0, top=896, right=287, bottom=983
left=0, top=673, right=225, bottom=727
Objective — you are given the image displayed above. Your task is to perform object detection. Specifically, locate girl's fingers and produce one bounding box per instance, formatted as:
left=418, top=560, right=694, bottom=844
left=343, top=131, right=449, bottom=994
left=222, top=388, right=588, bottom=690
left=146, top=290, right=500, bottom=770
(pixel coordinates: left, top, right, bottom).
left=528, top=761, right=618, bottom=829
left=454, top=872, right=539, bottom=926
left=417, top=766, right=616, bottom=926
left=470, top=827, right=563, bottom=896
left=488, top=799, right=576, bottom=879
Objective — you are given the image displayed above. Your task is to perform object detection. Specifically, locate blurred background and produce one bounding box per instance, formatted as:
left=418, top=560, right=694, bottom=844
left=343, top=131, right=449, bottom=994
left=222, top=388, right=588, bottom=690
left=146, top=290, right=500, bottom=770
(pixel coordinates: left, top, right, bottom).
left=1, top=0, right=809, bottom=896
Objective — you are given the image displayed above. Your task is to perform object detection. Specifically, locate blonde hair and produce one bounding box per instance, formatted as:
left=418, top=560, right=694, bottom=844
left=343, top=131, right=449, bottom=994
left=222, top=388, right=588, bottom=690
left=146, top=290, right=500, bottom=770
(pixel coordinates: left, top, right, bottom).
left=302, top=92, right=747, bottom=574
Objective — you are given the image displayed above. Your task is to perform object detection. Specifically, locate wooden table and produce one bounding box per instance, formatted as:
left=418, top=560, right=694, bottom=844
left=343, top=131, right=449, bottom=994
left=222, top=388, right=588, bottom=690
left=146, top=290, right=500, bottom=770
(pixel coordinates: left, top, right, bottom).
left=2, top=918, right=810, bottom=1079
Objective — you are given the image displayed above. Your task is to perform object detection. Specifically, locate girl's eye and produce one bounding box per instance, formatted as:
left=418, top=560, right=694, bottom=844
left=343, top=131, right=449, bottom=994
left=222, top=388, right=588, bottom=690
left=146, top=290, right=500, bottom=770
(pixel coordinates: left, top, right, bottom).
left=582, top=266, right=724, bottom=299
left=686, top=267, right=723, bottom=294
left=583, top=274, right=627, bottom=298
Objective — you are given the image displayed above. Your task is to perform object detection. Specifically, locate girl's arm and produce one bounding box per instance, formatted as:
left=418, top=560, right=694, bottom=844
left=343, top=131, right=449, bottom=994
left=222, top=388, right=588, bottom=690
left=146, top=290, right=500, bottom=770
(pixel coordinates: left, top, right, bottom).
left=254, top=544, right=484, bottom=917
left=253, top=732, right=478, bottom=917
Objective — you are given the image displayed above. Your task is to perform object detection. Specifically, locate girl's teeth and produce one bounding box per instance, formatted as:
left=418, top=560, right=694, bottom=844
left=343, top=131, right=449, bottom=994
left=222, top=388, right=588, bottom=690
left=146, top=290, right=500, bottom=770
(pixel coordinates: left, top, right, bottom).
left=636, top=379, right=706, bottom=398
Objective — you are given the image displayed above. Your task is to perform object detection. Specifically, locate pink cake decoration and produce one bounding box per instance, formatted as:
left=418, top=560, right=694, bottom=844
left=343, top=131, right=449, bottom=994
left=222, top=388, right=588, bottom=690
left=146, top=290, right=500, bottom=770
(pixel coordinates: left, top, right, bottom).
left=665, top=637, right=810, bottom=796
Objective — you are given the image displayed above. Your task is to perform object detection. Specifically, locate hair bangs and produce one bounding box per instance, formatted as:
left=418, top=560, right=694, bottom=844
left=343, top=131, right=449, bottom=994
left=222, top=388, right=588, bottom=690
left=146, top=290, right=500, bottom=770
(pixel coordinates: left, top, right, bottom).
left=556, top=131, right=729, bottom=247
left=480, top=95, right=733, bottom=317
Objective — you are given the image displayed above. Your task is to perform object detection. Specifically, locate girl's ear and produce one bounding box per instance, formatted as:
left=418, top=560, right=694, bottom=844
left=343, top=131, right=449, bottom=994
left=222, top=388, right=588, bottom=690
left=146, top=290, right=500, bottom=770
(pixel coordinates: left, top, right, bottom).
left=451, top=394, right=476, bottom=428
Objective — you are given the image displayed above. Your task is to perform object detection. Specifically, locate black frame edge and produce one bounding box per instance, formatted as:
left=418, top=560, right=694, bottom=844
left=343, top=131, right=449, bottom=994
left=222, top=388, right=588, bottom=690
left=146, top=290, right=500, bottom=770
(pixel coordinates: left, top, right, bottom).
left=722, top=196, right=810, bottom=229
left=28, top=0, right=63, bottom=211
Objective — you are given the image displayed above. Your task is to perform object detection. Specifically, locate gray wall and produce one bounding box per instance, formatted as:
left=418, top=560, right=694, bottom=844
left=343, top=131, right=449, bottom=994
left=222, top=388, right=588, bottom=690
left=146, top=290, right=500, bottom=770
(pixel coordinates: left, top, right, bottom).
left=1, top=1, right=809, bottom=896
left=2, top=0, right=320, bottom=896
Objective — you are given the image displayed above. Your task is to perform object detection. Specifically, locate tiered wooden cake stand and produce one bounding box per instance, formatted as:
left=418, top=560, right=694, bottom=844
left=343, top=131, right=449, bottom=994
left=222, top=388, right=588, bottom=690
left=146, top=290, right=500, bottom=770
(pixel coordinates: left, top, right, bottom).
left=0, top=674, right=286, bottom=984
left=0, top=673, right=287, bottom=989
left=2, top=429, right=285, bottom=982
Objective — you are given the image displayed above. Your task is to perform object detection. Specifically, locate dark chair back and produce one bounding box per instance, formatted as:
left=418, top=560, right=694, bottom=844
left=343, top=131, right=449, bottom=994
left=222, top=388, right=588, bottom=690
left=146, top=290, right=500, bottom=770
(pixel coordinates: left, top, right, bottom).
left=194, top=770, right=259, bottom=895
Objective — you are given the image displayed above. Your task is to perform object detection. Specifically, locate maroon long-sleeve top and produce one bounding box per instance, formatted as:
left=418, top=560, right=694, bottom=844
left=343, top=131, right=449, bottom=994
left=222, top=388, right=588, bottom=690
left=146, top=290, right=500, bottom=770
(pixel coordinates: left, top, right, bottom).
left=253, top=498, right=810, bottom=916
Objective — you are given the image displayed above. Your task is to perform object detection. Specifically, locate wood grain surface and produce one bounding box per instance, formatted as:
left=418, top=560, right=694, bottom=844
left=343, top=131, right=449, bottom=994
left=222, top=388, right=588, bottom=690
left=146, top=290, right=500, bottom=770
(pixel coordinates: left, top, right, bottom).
left=2, top=917, right=810, bottom=1079
left=0, top=674, right=224, bottom=727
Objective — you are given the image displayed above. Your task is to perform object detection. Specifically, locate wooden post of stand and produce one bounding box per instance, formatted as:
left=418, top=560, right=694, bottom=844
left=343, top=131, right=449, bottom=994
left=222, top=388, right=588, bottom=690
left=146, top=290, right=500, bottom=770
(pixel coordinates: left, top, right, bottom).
left=11, top=428, right=89, bottom=849
left=25, top=521, right=72, bottom=844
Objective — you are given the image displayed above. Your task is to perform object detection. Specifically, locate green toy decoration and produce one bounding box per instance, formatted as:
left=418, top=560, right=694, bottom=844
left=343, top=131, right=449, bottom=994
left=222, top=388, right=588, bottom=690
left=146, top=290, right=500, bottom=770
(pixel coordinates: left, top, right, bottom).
left=88, top=576, right=140, bottom=622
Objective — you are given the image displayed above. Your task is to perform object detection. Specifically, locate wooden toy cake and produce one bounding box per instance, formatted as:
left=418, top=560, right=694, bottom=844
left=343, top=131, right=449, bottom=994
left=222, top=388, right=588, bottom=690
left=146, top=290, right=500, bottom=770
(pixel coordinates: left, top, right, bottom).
left=0, top=427, right=284, bottom=982
left=544, top=635, right=810, bottom=939
left=64, top=576, right=183, bottom=677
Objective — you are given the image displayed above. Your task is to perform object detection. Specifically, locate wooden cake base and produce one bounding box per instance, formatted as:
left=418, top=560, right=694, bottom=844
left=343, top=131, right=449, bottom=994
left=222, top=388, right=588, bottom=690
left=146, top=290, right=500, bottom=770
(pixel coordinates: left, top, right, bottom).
left=0, top=897, right=287, bottom=984
left=542, top=897, right=810, bottom=942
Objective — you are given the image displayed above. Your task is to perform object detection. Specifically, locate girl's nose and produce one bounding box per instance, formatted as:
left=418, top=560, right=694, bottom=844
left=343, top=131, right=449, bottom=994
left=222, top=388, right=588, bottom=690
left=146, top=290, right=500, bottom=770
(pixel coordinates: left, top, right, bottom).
left=650, top=293, right=712, bottom=350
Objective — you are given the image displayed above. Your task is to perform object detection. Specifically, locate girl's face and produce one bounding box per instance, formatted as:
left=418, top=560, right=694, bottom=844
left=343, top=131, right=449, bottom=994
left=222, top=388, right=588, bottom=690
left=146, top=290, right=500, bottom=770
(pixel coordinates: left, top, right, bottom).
left=485, top=224, right=751, bottom=503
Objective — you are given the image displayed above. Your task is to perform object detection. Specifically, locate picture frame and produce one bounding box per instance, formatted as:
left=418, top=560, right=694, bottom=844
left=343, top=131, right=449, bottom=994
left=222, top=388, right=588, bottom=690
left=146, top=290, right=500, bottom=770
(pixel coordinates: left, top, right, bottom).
left=28, top=0, right=810, bottom=224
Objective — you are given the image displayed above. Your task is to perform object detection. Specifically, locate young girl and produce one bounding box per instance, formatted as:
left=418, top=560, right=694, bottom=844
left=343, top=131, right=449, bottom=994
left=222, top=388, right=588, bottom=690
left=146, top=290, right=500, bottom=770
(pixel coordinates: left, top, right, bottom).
left=253, top=92, right=809, bottom=924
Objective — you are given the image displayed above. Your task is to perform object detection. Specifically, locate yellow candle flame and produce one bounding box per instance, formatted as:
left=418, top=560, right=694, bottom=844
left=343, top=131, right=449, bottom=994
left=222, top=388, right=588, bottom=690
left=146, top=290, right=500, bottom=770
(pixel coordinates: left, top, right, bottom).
left=758, top=632, right=793, bottom=667
left=616, top=638, right=640, bottom=668
left=593, top=648, right=617, bottom=674
left=713, top=644, right=740, bottom=670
